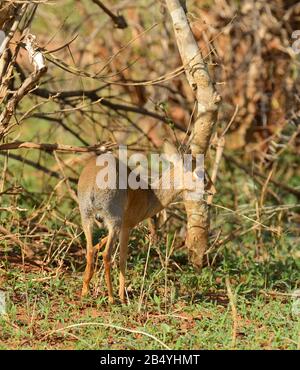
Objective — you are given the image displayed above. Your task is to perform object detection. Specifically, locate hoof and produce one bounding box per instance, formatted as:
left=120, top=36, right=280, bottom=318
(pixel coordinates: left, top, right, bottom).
left=81, top=286, right=89, bottom=299
left=108, top=296, right=115, bottom=304
left=119, top=293, right=127, bottom=304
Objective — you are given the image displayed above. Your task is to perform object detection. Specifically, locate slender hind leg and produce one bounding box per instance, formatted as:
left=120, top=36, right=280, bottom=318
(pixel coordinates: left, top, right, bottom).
left=102, top=228, right=118, bottom=304
left=81, top=220, right=95, bottom=298
left=95, top=235, right=108, bottom=251
left=119, top=227, right=130, bottom=303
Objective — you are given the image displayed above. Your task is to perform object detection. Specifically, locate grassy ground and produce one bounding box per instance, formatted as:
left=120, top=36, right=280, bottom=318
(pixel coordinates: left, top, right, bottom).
left=0, top=150, right=299, bottom=350
left=0, top=228, right=299, bottom=350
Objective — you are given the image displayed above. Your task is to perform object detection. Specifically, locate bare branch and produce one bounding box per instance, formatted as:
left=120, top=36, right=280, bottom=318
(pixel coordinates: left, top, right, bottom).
left=0, top=141, right=115, bottom=154
left=92, top=0, right=127, bottom=29
left=32, top=88, right=185, bottom=132
left=0, top=152, right=77, bottom=183
left=0, top=33, right=47, bottom=139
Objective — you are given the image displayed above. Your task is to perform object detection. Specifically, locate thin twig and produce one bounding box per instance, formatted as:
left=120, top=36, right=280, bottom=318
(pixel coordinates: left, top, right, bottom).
left=224, top=153, right=300, bottom=199
left=92, top=0, right=127, bottom=29
left=138, top=239, right=152, bottom=313
left=0, top=141, right=114, bottom=153
left=0, top=225, right=34, bottom=258
left=42, top=321, right=171, bottom=350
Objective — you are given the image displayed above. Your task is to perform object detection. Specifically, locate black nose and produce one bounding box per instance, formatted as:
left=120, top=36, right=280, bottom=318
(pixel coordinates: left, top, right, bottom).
left=95, top=214, right=103, bottom=223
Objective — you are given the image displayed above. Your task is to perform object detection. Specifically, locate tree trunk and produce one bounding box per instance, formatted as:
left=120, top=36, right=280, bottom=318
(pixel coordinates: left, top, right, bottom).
left=166, top=0, right=220, bottom=269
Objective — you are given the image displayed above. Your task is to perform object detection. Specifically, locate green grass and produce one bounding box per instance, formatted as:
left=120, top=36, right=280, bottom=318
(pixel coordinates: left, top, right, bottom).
left=0, top=230, right=299, bottom=350
left=0, top=147, right=299, bottom=350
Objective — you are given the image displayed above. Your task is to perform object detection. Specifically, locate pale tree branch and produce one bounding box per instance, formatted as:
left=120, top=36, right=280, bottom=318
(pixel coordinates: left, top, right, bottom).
left=0, top=33, right=47, bottom=140
left=166, top=0, right=221, bottom=268
left=0, top=141, right=114, bottom=154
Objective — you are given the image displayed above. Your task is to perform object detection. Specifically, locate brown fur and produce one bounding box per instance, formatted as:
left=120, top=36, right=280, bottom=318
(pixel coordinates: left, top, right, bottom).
left=78, top=153, right=182, bottom=303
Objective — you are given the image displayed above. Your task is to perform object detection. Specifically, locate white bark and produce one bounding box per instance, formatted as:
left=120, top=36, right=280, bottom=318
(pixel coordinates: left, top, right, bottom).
left=0, top=30, right=5, bottom=55
left=166, top=0, right=220, bottom=268
left=167, top=0, right=220, bottom=155
left=25, top=34, right=46, bottom=72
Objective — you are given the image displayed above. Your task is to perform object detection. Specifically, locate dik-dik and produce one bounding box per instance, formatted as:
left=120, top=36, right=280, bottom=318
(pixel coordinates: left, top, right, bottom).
left=78, top=147, right=202, bottom=303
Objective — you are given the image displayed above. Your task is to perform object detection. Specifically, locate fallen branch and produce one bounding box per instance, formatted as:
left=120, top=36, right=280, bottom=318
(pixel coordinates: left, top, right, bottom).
left=42, top=321, right=170, bottom=350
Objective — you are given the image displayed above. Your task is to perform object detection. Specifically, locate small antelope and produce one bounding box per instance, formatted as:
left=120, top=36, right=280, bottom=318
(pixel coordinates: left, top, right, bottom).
left=78, top=145, right=202, bottom=303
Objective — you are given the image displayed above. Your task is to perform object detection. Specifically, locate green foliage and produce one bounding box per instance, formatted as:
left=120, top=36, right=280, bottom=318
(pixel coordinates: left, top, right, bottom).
left=0, top=225, right=299, bottom=349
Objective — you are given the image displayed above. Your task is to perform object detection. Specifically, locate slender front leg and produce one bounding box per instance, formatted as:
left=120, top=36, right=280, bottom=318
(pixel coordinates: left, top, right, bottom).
left=102, top=229, right=117, bottom=304
left=81, top=221, right=95, bottom=298
left=118, top=227, right=130, bottom=303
